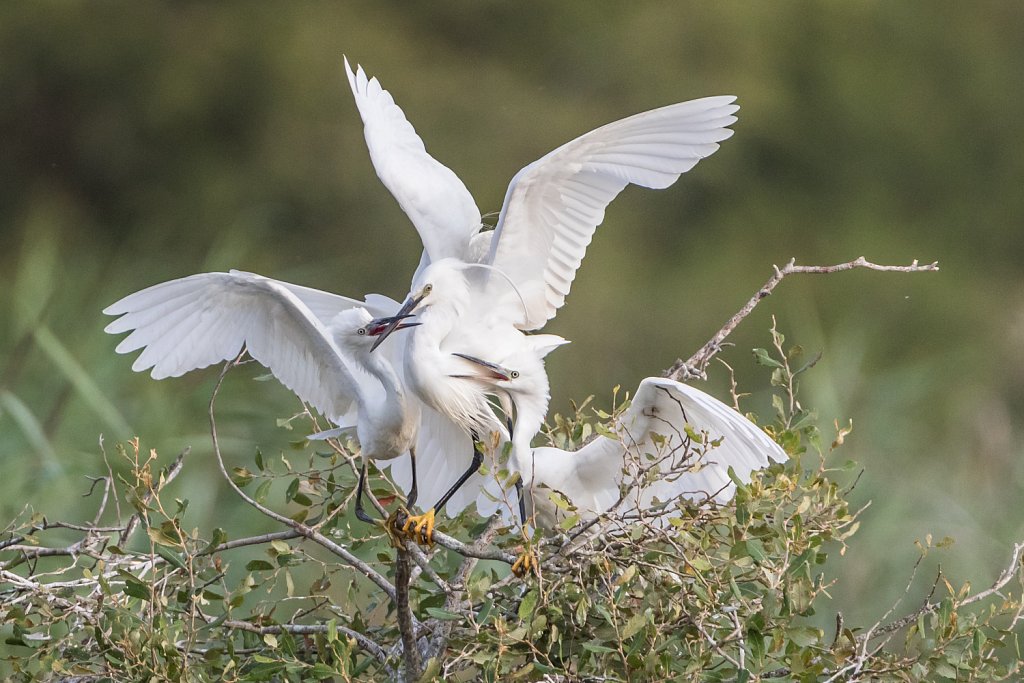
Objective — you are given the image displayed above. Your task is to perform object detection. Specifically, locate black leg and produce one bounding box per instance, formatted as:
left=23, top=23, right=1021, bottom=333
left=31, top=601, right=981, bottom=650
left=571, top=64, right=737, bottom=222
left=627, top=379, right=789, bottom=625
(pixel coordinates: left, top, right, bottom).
left=354, top=462, right=377, bottom=524
left=429, top=442, right=484, bottom=515
left=515, top=477, right=527, bottom=525
left=406, top=448, right=419, bottom=509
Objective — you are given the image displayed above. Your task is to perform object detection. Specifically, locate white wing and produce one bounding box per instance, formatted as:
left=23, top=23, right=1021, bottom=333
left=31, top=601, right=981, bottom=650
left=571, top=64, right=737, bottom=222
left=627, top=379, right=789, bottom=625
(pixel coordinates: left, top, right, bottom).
left=525, top=377, right=786, bottom=521
left=103, top=271, right=364, bottom=422
left=345, top=58, right=481, bottom=265
left=623, top=378, right=787, bottom=506
left=272, top=276, right=396, bottom=322
left=486, top=97, right=739, bottom=329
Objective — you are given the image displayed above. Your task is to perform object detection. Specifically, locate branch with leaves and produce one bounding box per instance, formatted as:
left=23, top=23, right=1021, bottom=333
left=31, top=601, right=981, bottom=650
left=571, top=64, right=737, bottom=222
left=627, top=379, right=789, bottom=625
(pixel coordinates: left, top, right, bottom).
left=8, top=254, right=1024, bottom=682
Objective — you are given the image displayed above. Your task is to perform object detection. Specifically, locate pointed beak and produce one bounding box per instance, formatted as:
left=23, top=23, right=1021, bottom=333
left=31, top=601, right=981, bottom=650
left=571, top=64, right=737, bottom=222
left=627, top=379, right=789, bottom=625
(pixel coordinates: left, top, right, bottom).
left=450, top=352, right=519, bottom=382
left=369, top=294, right=424, bottom=352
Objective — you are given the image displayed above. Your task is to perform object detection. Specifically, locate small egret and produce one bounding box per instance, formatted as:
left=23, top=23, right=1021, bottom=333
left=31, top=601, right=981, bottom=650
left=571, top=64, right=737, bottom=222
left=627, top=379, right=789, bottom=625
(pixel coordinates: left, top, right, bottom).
left=103, top=270, right=422, bottom=527
left=351, top=58, right=739, bottom=543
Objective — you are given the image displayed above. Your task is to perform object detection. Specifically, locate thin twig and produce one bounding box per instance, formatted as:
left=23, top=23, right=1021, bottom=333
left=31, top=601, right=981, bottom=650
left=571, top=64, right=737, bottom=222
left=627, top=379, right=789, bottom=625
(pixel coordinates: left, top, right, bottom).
left=119, top=447, right=189, bottom=547
left=208, top=359, right=399, bottom=605
left=664, top=256, right=939, bottom=381
left=207, top=529, right=303, bottom=554
left=219, top=618, right=388, bottom=664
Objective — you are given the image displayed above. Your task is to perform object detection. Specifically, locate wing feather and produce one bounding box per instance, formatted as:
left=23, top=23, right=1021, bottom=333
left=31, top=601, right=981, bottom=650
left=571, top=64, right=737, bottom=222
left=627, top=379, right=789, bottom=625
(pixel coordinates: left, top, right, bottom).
left=344, top=58, right=481, bottom=264
left=487, top=96, right=738, bottom=329
left=624, top=378, right=787, bottom=505
left=104, top=272, right=364, bottom=421
left=524, top=377, right=785, bottom=522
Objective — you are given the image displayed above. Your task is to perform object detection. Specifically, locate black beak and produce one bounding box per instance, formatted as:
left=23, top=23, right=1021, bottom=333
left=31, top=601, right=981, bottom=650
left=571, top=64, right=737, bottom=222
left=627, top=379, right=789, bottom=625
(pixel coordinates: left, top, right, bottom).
left=369, top=295, right=423, bottom=352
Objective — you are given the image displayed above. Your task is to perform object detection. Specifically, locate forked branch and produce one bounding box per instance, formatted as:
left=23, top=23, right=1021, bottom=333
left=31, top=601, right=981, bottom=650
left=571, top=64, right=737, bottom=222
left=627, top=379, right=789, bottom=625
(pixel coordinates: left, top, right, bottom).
left=664, top=256, right=939, bottom=381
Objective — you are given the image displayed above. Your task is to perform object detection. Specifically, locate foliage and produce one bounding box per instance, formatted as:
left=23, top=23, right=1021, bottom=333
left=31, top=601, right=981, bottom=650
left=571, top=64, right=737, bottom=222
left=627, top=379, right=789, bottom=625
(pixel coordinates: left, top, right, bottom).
left=2, top=332, right=1021, bottom=682
left=2, top=2, right=1024, bottom=636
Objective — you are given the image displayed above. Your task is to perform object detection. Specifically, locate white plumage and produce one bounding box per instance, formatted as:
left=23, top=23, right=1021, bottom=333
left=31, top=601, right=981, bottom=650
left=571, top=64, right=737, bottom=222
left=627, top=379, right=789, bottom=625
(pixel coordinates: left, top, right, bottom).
left=520, top=377, right=789, bottom=527
left=105, top=60, right=752, bottom=544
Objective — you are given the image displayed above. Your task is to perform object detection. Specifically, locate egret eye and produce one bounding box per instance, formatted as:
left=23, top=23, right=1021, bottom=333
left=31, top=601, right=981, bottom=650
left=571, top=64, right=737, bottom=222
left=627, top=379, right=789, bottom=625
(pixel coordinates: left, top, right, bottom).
left=423, top=283, right=433, bottom=295
left=510, top=370, right=520, bottom=379
left=357, top=327, right=367, bottom=336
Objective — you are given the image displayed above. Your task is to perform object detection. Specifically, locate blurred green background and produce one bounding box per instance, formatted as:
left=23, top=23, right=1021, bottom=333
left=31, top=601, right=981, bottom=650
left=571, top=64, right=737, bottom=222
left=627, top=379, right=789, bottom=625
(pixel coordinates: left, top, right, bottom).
left=2, top=2, right=1022, bottom=626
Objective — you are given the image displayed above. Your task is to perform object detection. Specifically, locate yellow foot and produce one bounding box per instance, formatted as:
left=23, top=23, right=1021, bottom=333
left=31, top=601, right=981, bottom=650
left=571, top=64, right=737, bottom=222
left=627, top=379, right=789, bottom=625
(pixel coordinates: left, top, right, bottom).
left=511, top=546, right=538, bottom=578
left=401, top=508, right=436, bottom=546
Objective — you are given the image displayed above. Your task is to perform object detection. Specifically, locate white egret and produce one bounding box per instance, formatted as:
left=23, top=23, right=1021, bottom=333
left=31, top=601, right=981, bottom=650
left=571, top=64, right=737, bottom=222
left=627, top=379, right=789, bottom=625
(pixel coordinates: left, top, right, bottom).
left=349, top=58, right=739, bottom=543
left=102, top=270, right=423, bottom=526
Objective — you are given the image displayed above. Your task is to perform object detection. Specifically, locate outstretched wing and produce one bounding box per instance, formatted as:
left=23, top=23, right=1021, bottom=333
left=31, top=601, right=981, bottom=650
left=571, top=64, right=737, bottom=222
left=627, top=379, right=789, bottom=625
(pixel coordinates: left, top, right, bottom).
left=103, top=271, right=363, bottom=422
left=345, top=58, right=481, bottom=266
left=486, top=96, right=739, bottom=330
left=622, top=377, right=787, bottom=505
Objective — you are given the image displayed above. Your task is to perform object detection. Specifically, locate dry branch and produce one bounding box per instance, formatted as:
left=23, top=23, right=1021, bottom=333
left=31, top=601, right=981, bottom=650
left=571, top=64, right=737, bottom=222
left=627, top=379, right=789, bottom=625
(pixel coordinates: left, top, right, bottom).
left=664, top=256, right=939, bottom=381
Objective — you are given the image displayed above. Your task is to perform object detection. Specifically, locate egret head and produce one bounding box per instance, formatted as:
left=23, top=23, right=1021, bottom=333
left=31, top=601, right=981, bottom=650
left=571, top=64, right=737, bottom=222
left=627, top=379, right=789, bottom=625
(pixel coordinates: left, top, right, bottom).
left=370, top=260, right=469, bottom=351
left=332, top=307, right=419, bottom=351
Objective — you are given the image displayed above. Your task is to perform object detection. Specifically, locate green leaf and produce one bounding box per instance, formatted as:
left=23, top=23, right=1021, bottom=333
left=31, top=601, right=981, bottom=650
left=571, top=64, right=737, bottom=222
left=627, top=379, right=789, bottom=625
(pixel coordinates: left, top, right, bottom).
left=518, top=589, right=538, bottom=621
left=309, top=662, right=338, bottom=679
left=199, top=527, right=227, bottom=555
left=254, top=479, right=273, bottom=504
left=746, top=538, right=767, bottom=564
left=622, top=611, right=647, bottom=640
left=147, top=525, right=180, bottom=548
left=155, top=545, right=187, bottom=571
left=752, top=348, right=783, bottom=369
left=558, top=513, right=580, bottom=530
left=582, top=642, right=617, bottom=654
left=231, top=467, right=253, bottom=488
left=425, top=608, right=461, bottom=621
left=121, top=579, right=150, bottom=601
left=246, top=560, right=274, bottom=572
left=476, top=598, right=494, bottom=624
left=788, top=626, right=821, bottom=647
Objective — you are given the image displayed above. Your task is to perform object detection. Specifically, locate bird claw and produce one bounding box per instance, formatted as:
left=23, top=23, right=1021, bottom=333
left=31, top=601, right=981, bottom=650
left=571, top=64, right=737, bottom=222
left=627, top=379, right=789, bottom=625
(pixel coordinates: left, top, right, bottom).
left=383, top=507, right=410, bottom=549
left=401, top=508, right=436, bottom=546
left=511, top=546, right=538, bottom=578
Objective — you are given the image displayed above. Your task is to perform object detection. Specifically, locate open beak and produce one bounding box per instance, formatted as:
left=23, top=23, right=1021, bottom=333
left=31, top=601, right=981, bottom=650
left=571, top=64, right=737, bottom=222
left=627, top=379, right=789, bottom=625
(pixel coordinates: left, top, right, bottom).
left=369, top=294, right=424, bottom=352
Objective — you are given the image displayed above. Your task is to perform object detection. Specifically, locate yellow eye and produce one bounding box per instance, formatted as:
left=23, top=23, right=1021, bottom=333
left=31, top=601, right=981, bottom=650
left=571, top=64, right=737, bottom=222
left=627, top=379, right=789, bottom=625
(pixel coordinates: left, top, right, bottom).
left=423, top=283, right=433, bottom=295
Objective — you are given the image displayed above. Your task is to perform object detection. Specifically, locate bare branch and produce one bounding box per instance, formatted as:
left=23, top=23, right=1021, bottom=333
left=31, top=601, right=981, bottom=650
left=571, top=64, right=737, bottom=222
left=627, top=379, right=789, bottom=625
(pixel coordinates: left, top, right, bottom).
left=219, top=618, right=388, bottom=665
left=429, top=526, right=517, bottom=566
left=664, top=256, right=939, bottom=381
left=394, top=547, right=422, bottom=682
